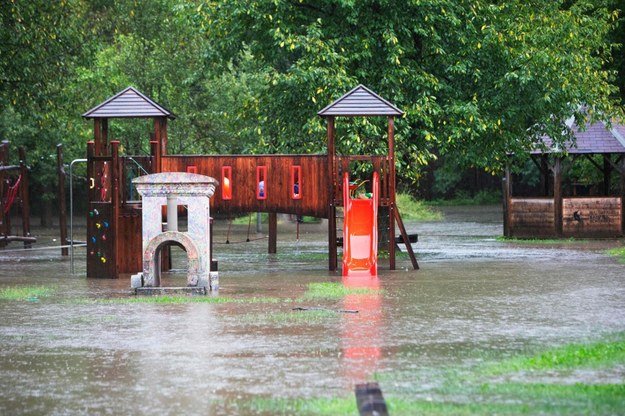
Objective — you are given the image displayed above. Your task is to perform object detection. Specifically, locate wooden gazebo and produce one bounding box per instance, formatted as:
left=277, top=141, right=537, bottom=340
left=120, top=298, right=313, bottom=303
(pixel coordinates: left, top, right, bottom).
left=503, top=118, right=625, bottom=238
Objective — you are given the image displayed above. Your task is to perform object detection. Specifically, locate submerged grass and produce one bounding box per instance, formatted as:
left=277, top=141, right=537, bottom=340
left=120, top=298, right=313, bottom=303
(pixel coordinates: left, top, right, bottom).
left=606, top=246, right=625, bottom=263
left=427, top=190, right=502, bottom=206
left=485, top=337, right=625, bottom=374
left=0, top=285, right=55, bottom=301
left=496, top=236, right=588, bottom=244
left=245, top=396, right=356, bottom=415
left=377, top=335, right=625, bottom=415
left=242, top=309, right=340, bottom=325
left=298, top=282, right=382, bottom=301
left=68, top=282, right=382, bottom=305
left=82, top=295, right=283, bottom=305
left=254, top=333, right=625, bottom=416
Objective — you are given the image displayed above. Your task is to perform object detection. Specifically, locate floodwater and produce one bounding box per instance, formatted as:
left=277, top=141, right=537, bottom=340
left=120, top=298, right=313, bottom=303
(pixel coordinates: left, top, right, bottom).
left=1, top=205, right=624, bottom=415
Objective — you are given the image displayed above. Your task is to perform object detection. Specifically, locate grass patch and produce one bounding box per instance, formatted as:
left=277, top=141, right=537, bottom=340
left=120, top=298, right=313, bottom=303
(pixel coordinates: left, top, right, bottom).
left=396, top=193, right=443, bottom=221
left=298, top=282, right=382, bottom=301
left=385, top=384, right=625, bottom=415
left=0, top=286, right=55, bottom=301
left=427, top=190, right=502, bottom=206
left=82, top=295, right=282, bottom=305
left=242, top=309, right=340, bottom=325
left=230, top=213, right=266, bottom=225
left=244, top=396, right=356, bottom=415
left=486, top=337, right=625, bottom=374
left=275, top=251, right=328, bottom=262
left=230, top=214, right=320, bottom=225
left=606, top=246, right=625, bottom=263
left=496, top=236, right=587, bottom=244
left=376, top=335, right=625, bottom=415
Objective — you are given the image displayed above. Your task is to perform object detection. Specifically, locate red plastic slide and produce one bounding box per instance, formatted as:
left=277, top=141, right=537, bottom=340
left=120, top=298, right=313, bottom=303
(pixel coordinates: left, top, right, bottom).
left=342, top=171, right=379, bottom=276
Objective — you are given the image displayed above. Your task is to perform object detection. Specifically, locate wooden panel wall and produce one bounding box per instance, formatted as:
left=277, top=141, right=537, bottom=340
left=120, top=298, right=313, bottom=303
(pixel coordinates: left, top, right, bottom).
left=562, top=197, right=622, bottom=238
left=161, top=155, right=329, bottom=217
left=508, top=198, right=556, bottom=238
left=116, top=210, right=143, bottom=273
left=508, top=197, right=623, bottom=238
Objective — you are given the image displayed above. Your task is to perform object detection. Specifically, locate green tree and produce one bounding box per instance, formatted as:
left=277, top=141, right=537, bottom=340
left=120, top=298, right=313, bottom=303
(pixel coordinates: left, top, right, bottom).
left=1, top=0, right=91, bottom=224
left=195, top=0, right=622, bottom=184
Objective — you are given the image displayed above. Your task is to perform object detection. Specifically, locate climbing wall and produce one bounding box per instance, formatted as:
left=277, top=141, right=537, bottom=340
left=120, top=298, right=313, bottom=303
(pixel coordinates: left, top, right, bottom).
left=86, top=160, right=116, bottom=278
left=86, top=203, right=115, bottom=278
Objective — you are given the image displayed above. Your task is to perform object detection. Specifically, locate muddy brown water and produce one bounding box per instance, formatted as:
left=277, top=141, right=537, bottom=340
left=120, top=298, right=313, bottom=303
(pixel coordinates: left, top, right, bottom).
left=1, top=205, right=624, bottom=414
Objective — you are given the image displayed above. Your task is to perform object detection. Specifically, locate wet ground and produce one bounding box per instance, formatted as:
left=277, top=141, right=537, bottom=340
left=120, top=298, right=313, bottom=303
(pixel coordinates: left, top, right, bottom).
left=0, top=205, right=624, bottom=414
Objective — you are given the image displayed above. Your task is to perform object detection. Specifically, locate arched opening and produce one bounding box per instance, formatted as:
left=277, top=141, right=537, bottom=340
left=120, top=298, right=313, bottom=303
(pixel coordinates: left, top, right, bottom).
left=143, top=231, right=202, bottom=287
left=156, top=241, right=189, bottom=287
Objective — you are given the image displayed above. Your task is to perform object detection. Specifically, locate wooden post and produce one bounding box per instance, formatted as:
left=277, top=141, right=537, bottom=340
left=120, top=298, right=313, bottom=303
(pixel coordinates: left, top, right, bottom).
left=620, top=158, right=625, bottom=236
left=150, top=140, right=158, bottom=173
left=268, top=212, right=277, bottom=254
left=153, top=117, right=168, bottom=173
left=327, top=116, right=337, bottom=271
left=541, top=155, right=549, bottom=196
left=111, top=141, right=120, bottom=278
left=388, top=117, right=396, bottom=270
left=503, top=163, right=511, bottom=237
left=102, top=118, right=109, bottom=155
left=394, top=208, right=419, bottom=269
left=18, top=146, right=32, bottom=248
left=94, top=119, right=102, bottom=156
left=0, top=142, right=6, bottom=246
left=153, top=119, right=163, bottom=173
left=160, top=118, right=168, bottom=156
left=553, top=157, right=563, bottom=237
left=603, top=154, right=612, bottom=196
left=56, top=144, right=68, bottom=255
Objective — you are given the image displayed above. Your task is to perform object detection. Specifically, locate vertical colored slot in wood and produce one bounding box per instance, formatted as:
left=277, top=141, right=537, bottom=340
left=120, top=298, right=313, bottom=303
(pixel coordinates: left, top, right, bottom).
left=222, top=166, right=232, bottom=200
left=291, top=165, right=302, bottom=200
left=257, top=166, right=267, bottom=200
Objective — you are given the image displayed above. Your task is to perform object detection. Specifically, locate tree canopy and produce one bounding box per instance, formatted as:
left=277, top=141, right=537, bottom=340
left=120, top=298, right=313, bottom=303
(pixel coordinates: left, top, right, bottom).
left=196, top=0, right=623, bottom=177
left=0, top=0, right=623, bottom=213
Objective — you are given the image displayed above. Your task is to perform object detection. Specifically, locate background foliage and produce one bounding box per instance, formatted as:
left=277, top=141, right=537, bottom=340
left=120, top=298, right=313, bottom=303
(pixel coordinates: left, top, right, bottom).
left=1, top=0, right=624, bottom=221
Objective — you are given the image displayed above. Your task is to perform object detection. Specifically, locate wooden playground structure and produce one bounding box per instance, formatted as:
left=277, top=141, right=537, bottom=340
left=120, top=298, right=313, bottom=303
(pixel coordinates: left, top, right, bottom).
left=0, top=141, right=35, bottom=248
left=82, top=85, right=419, bottom=278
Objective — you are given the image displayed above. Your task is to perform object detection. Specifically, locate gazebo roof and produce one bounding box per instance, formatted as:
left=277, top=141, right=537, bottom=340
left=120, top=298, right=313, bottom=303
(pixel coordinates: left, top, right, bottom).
left=317, top=84, right=404, bottom=117
left=533, top=118, right=625, bottom=155
left=83, top=86, right=175, bottom=119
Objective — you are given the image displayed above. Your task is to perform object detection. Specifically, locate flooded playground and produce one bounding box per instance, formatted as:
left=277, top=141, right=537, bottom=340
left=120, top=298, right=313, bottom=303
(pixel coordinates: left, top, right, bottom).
left=1, top=205, right=624, bottom=415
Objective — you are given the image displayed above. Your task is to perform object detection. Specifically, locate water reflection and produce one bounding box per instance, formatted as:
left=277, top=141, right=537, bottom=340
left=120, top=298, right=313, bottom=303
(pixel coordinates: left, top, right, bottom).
left=1, top=208, right=625, bottom=414
left=342, top=275, right=382, bottom=383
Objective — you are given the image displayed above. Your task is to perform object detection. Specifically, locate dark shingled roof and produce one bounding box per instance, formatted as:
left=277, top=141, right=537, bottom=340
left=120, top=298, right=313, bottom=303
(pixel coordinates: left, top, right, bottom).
left=83, top=86, right=175, bottom=119
left=534, top=118, right=625, bottom=154
left=318, top=84, right=404, bottom=117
